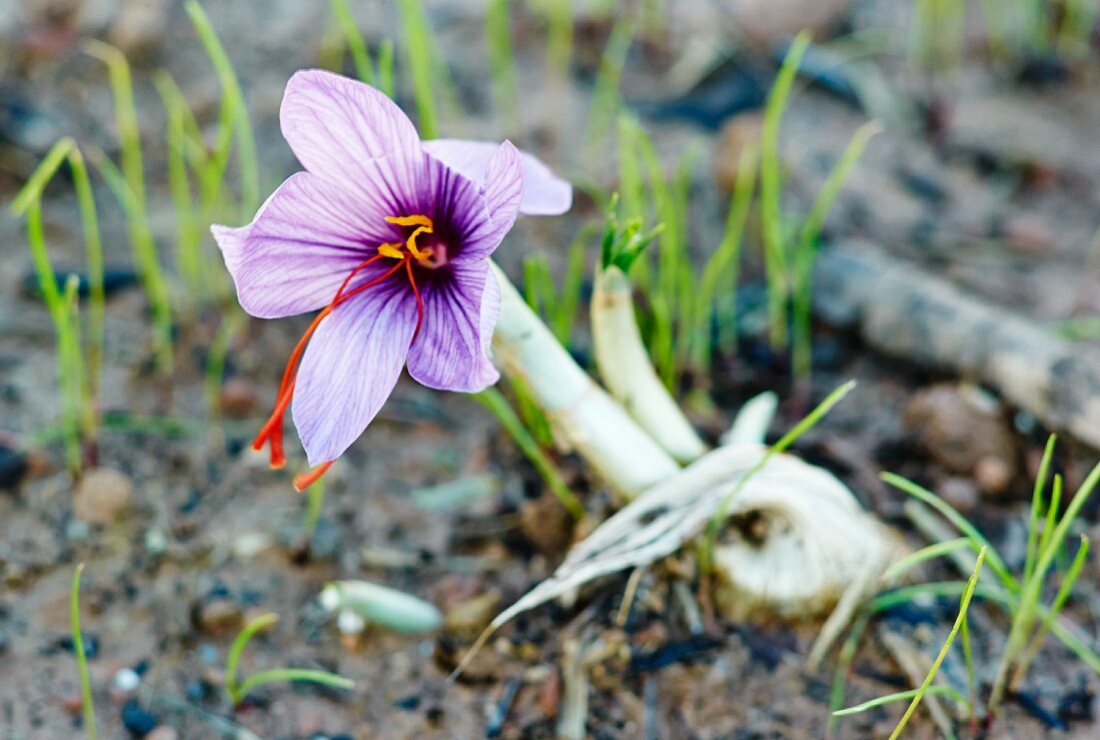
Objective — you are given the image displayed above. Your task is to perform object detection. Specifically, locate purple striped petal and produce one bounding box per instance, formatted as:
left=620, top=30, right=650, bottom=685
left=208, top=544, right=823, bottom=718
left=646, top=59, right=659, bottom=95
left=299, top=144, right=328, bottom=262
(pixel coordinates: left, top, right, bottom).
left=448, top=141, right=524, bottom=265
left=281, top=70, right=424, bottom=205
left=405, top=260, right=499, bottom=393
left=213, top=171, right=395, bottom=319
left=422, top=138, right=572, bottom=215
left=292, top=279, right=419, bottom=466
left=479, top=267, right=501, bottom=356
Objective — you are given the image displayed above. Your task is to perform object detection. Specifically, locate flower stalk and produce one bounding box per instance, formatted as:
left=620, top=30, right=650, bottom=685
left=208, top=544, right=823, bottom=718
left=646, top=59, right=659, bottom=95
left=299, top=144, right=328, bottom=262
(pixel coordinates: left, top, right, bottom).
left=591, top=265, right=707, bottom=463
left=490, top=262, right=679, bottom=498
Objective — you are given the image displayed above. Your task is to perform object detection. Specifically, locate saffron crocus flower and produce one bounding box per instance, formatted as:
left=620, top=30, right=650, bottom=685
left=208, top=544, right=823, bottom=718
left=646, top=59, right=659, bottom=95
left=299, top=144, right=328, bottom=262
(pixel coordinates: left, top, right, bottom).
left=212, top=70, right=570, bottom=489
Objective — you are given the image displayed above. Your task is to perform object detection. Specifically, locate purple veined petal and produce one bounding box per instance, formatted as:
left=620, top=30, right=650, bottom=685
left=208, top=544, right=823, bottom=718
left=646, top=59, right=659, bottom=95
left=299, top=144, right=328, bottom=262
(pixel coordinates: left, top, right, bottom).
left=406, top=259, right=500, bottom=393
left=213, top=171, right=398, bottom=319
left=479, top=267, right=501, bottom=357
left=446, top=141, right=524, bottom=266
left=280, top=70, right=424, bottom=204
left=423, top=138, right=573, bottom=216
left=292, top=279, right=418, bottom=466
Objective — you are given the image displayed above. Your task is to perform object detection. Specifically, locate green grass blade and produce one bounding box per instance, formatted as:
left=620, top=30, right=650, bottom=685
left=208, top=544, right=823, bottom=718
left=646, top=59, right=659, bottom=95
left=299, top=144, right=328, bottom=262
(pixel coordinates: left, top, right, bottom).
left=475, top=387, right=585, bottom=520
left=883, top=538, right=973, bottom=581
left=791, top=120, right=879, bottom=381
left=67, top=147, right=105, bottom=411
left=398, top=0, right=440, bottom=138
left=759, top=31, right=810, bottom=351
left=235, top=669, right=354, bottom=702
left=153, top=74, right=203, bottom=297
left=553, top=225, right=590, bottom=344
left=881, top=472, right=1015, bottom=591
left=225, top=612, right=279, bottom=704
left=72, top=564, right=96, bottom=739
left=331, top=0, right=376, bottom=84
left=376, top=40, right=396, bottom=98
left=26, top=202, right=82, bottom=474
left=992, top=460, right=1100, bottom=708
left=828, top=612, right=870, bottom=733
left=11, top=138, right=74, bottom=216
left=834, top=684, right=965, bottom=717
left=1024, top=435, right=1058, bottom=583
left=62, top=275, right=88, bottom=472
left=888, top=547, right=986, bottom=740
left=584, top=16, right=635, bottom=156
left=1012, top=534, right=1090, bottom=687
left=486, top=0, right=520, bottom=132
left=91, top=150, right=174, bottom=374
left=696, top=145, right=757, bottom=368
left=83, top=40, right=145, bottom=212
left=186, top=0, right=260, bottom=216
left=1036, top=473, right=1063, bottom=567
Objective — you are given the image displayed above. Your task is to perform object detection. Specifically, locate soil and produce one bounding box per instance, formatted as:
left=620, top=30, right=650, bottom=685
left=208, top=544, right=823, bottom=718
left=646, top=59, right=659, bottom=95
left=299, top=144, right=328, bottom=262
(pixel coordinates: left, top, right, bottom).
left=1, top=1, right=1099, bottom=738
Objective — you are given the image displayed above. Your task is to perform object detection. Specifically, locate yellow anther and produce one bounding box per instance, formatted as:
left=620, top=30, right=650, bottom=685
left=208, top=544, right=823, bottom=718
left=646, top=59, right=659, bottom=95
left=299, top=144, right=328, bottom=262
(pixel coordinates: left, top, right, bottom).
left=377, top=242, right=405, bottom=260
left=405, top=225, right=433, bottom=260
left=385, top=214, right=433, bottom=229
left=381, top=213, right=435, bottom=262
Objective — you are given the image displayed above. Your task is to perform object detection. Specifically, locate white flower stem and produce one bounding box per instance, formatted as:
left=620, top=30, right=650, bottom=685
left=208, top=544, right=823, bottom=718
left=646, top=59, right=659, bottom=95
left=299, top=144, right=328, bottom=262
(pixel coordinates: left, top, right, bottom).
left=591, top=266, right=708, bottom=463
left=489, top=262, right=679, bottom=497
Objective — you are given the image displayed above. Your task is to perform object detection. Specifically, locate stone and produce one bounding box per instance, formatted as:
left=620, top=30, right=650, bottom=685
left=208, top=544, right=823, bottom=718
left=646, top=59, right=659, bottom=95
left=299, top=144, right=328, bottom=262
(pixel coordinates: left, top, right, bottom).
left=73, top=468, right=133, bottom=524
left=444, top=589, right=501, bottom=640
left=219, top=378, right=259, bottom=419
left=193, top=598, right=243, bottom=636
left=903, top=384, right=1018, bottom=495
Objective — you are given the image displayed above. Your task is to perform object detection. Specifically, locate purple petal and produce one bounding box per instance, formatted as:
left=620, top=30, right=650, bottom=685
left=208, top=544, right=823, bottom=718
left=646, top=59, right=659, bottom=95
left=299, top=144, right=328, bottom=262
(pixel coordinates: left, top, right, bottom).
left=406, top=260, right=499, bottom=393
left=447, top=141, right=524, bottom=265
left=213, top=172, right=396, bottom=319
left=479, top=267, right=501, bottom=357
left=292, top=280, right=418, bottom=466
left=281, top=70, right=423, bottom=203
left=423, top=138, right=572, bottom=215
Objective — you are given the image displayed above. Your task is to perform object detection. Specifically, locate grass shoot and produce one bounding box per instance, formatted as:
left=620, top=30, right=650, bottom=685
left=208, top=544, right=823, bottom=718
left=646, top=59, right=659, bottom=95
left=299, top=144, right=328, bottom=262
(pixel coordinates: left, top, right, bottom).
left=72, top=564, right=96, bottom=740
left=224, top=613, right=353, bottom=707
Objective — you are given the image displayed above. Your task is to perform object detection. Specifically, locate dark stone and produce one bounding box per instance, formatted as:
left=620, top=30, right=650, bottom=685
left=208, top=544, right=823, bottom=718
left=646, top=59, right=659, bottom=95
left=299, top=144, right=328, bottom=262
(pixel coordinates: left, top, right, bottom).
left=121, top=700, right=159, bottom=738
left=57, top=635, right=99, bottom=660
left=0, top=443, right=28, bottom=490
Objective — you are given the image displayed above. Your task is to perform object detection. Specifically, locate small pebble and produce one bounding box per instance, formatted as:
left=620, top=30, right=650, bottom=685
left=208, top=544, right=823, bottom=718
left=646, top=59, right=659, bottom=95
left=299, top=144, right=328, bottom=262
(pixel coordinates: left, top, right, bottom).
left=337, top=609, right=366, bottom=635
left=144, top=528, right=168, bottom=556
left=193, top=598, right=242, bottom=636
left=73, top=468, right=133, bottom=524
left=58, top=634, right=99, bottom=659
left=0, top=441, right=29, bottom=489
left=939, top=477, right=979, bottom=512
left=199, top=644, right=219, bottom=666
left=231, top=531, right=271, bottom=561
left=145, top=728, right=178, bottom=740
left=121, top=700, right=159, bottom=737
left=60, top=692, right=84, bottom=716
left=519, top=494, right=573, bottom=554
left=219, top=378, right=259, bottom=418
left=444, top=589, right=501, bottom=640
left=975, top=455, right=1012, bottom=496
left=113, top=667, right=141, bottom=695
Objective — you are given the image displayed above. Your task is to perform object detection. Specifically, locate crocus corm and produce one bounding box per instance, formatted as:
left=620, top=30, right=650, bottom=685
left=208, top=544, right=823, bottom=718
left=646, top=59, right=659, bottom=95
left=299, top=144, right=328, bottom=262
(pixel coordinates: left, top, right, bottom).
left=212, top=70, right=570, bottom=489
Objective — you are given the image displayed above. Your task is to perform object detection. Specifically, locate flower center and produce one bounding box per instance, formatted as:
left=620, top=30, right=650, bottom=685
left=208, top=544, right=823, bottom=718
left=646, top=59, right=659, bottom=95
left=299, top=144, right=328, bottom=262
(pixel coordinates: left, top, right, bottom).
left=377, top=214, right=446, bottom=268
left=251, top=213, right=437, bottom=490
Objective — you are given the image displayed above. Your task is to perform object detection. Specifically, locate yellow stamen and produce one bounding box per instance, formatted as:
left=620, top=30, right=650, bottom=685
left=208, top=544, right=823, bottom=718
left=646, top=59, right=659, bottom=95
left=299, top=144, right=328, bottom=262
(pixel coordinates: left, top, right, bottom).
left=385, top=214, right=433, bottom=228
left=377, top=242, right=405, bottom=260
left=381, top=214, right=435, bottom=263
